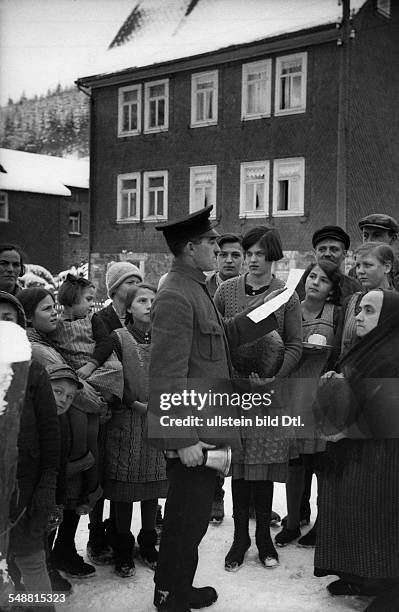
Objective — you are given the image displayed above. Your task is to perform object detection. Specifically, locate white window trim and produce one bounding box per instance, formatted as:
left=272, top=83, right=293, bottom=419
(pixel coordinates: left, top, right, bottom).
left=272, top=157, right=305, bottom=217
left=189, top=165, right=217, bottom=219
left=0, top=191, right=9, bottom=222
left=143, top=170, right=168, bottom=221
left=377, top=0, right=391, bottom=17
left=118, top=85, right=142, bottom=137
left=241, top=60, right=272, bottom=121
left=275, top=52, right=307, bottom=116
left=117, top=172, right=141, bottom=223
left=68, top=211, right=82, bottom=235
left=191, top=71, right=218, bottom=128
left=144, top=79, right=169, bottom=134
left=239, top=161, right=269, bottom=218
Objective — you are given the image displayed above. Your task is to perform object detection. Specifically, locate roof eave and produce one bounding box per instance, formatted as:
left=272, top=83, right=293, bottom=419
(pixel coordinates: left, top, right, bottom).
left=76, top=22, right=338, bottom=90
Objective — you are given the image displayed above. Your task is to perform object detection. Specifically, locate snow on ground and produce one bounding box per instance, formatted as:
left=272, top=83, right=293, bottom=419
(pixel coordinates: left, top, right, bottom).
left=60, top=479, right=371, bottom=612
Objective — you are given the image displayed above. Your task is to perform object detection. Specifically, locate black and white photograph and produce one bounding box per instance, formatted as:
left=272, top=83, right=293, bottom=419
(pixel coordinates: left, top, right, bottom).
left=0, top=1, right=399, bottom=611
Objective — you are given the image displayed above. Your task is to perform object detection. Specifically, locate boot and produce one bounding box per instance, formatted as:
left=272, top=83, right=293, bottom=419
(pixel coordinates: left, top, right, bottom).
left=297, top=519, right=318, bottom=548
left=47, top=563, right=73, bottom=595
left=51, top=544, right=95, bottom=578
left=86, top=521, right=114, bottom=565
left=275, top=525, right=301, bottom=547
left=255, top=511, right=279, bottom=568
left=224, top=509, right=251, bottom=572
left=137, top=528, right=158, bottom=570
left=114, top=532, right=135, bottom=578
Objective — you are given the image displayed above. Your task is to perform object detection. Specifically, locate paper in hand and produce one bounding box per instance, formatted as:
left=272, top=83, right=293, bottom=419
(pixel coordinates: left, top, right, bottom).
left=247, top=268, right=305, bottom=323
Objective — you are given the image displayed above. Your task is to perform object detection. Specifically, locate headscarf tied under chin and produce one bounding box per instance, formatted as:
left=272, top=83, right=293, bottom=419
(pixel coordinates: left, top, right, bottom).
left=317, top=290, right=399, bottom=476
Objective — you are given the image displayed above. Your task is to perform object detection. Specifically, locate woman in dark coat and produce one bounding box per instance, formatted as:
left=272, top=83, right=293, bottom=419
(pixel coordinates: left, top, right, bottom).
left=315, top=290, right=399, bottom=610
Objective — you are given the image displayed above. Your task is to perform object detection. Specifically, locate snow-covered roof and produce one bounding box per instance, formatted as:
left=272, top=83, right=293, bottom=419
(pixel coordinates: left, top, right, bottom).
left=0, top=149, right=89, bottom=196
left=82, top=0, right=367, bottom=81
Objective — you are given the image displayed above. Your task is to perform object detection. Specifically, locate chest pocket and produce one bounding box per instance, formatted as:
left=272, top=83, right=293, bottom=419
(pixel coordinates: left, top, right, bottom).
left=197, top=320, right=225, bottom=361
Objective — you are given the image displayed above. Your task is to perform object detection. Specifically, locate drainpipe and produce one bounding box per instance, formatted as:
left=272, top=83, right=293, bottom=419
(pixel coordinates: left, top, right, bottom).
left=76, top=82, right=93, bottom=276
left=335, top=0, right=352, bottom=230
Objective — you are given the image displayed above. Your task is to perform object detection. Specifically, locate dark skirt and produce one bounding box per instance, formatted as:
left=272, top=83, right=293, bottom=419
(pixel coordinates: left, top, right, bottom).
left=315, top=439, right=399, bottom=580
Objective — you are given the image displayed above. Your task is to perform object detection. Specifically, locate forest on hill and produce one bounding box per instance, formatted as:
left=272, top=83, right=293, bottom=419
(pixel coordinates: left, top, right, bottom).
left=0, top=84, right=90, bottom=158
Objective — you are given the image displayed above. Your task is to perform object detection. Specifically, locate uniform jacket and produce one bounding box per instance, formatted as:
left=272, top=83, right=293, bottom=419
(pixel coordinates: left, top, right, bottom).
left=148, top=260, right=277, bottom=450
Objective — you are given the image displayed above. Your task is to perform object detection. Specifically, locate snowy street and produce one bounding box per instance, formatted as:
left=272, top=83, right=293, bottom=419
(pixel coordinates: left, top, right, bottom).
left=62, top=480, right=371, bottom=612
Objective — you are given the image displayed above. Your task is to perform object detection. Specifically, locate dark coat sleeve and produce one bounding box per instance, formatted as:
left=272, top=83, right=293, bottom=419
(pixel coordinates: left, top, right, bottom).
left=90, top=316, right=117, bottom=366
left=32, top=362, right=60, bottom=473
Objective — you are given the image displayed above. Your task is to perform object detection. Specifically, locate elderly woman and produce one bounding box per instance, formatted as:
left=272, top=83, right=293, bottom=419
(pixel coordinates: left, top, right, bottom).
left=315, top=290, right=399, bottom=610
left=18, top=288, right=106, bottom=580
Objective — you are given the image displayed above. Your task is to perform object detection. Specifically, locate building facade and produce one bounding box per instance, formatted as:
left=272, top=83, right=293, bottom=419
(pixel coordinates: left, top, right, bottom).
left=77, top=0, right=399, bottom=295
left=0, top=149, right=89, bottom=274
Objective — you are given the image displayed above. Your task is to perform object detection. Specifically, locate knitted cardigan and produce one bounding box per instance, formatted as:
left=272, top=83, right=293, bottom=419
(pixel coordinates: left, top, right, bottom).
left=214, top=274, right=302, bottom=377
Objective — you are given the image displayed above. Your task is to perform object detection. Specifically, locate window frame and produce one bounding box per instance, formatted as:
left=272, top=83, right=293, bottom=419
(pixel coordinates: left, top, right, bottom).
left=241, top=59, right=272, bottom=120
left=272, top=157, right=305, bottom=217
left=118, top=85, right=142, bottom=137
left=189, top=165, right=217, bottom=218
left=144, top=79, right=169, bottom=134
left=275, top=52, right=307, bottom=116
left=0, top=191, right=9, bottom=222
left=376, top=0, right=391, bottom=17
left=191, top=71, right=218, bottom=128
left=68, top=211, right=82, bottom=235
left=239, top=161, right=270, bottom=218
left=143, top=170, right=168, bottom=221
left=117, top=172, right=141, bottom=223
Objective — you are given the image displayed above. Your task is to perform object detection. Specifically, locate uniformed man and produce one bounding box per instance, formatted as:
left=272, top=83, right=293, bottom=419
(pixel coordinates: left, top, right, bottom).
left=148, top=206, right=280, bottom=612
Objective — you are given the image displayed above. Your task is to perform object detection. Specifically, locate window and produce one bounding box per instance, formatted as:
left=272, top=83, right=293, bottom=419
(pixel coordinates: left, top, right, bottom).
left=275, top=52, right=307, bottom=115
left=0, top=192, right=8, bottom=222
left=143, top=171, right=168, bottom=220
left=240, top=162, right=269, bottom=217
left=144, top=80, right=169, bottom=133
left=117, top=173, right=140, bottom=222
left=377, top=0, right=391, bottom=17
left=191, top=71, right=218, bottom=127
left=241, top=60, right=271, bottom=120
left=68, top=211, right=81, bottom=234
left=273, top=158, right=305, bottom=216
left=189, top=166, right=217, bottom=218
left=118, top=85, right=141, bottom=136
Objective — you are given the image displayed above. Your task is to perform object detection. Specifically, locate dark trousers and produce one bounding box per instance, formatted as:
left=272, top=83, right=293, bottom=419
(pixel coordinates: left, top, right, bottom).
left=155, top=459, right=217, bottom=609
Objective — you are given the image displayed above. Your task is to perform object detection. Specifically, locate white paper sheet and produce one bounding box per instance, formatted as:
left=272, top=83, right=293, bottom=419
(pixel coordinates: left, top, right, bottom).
left=247, top=268, right=305, bottom=323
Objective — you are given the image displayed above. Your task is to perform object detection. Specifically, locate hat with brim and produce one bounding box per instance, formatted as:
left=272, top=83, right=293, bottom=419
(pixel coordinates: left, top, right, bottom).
left=46, top=363, right=83, bottom=389
left=358, top=214, right=398, bottom=234
left=312, top=225, right=350, bottom=250
left=155, top=205, right=219, bottom=242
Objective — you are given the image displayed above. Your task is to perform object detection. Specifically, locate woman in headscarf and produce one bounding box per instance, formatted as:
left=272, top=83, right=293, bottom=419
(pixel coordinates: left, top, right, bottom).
left=315, top=290, right=399, bottom=610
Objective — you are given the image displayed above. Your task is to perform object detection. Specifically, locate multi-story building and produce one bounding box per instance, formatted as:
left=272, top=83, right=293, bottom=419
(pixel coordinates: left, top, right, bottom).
left=77, top=0, right=399, bottom=293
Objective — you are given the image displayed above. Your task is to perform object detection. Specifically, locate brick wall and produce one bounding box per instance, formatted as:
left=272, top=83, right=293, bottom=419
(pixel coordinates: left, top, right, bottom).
left=90, top=40, right=342, bottom=276
left=347, top=2, right=399, bottom=248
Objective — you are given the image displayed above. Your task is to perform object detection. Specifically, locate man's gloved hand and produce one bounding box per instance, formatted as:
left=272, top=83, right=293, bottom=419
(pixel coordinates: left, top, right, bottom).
left=29, top=469, right=57, bottom=537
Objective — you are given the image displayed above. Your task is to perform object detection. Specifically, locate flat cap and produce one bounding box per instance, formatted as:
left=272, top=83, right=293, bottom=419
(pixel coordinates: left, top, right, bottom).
left=358, top=213, right=398, bottom=234
left=46, top=363, right=83, bottom=389
left=155, top=206, right=219, bottom=242
left=312, top=225, right=350, bottom=250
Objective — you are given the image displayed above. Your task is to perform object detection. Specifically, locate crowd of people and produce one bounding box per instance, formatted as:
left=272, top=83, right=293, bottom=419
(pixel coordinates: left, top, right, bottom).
left=1, top=209, right=399, bottom=612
